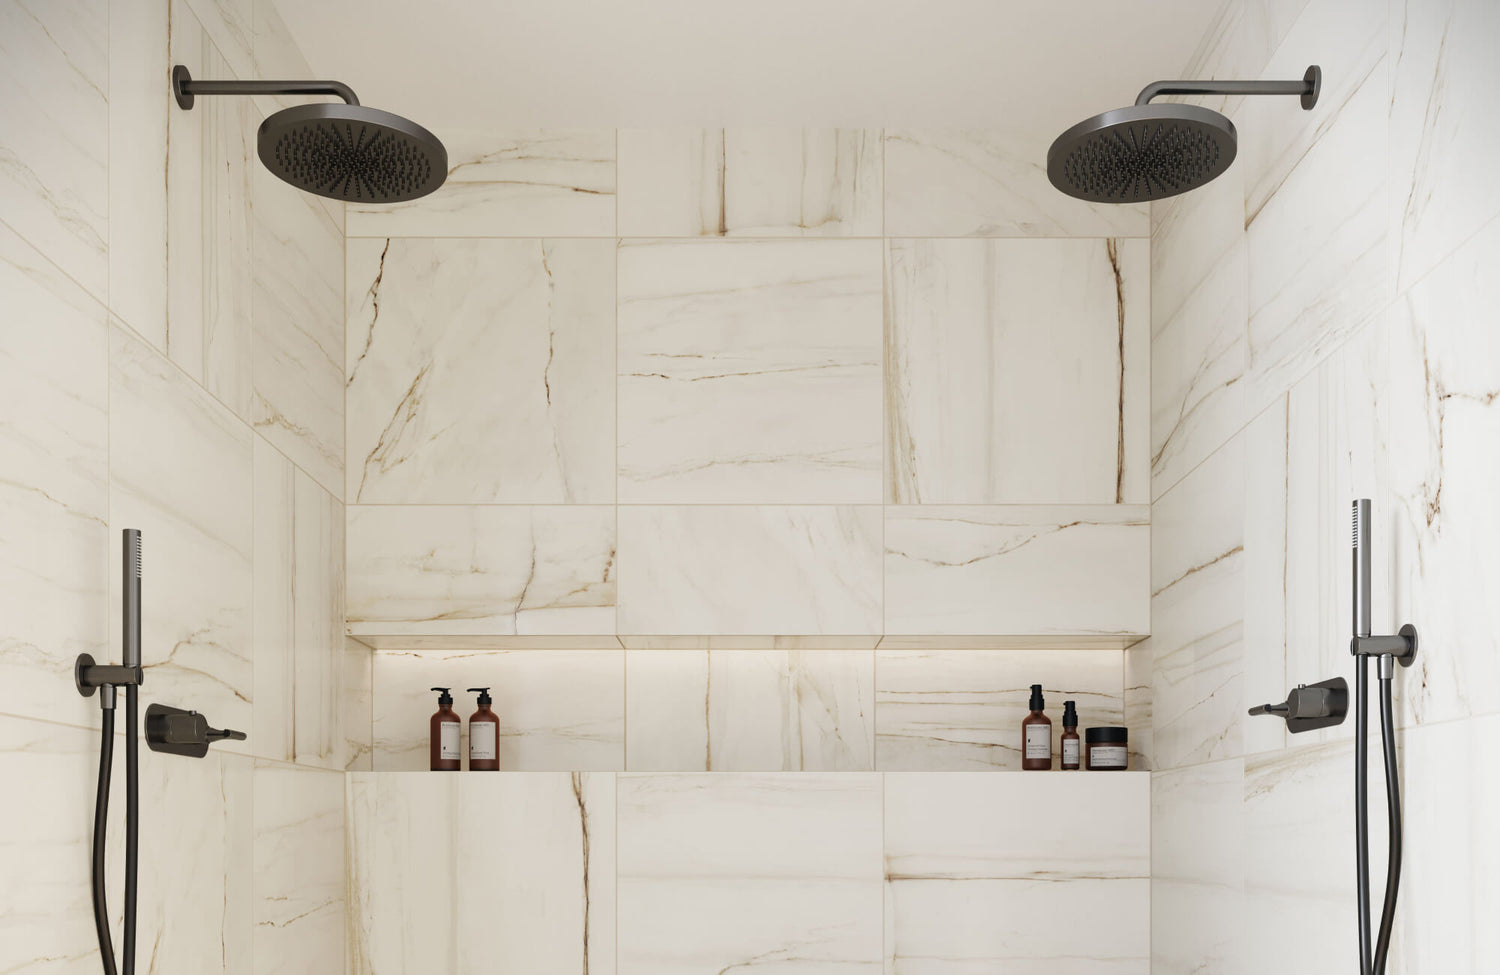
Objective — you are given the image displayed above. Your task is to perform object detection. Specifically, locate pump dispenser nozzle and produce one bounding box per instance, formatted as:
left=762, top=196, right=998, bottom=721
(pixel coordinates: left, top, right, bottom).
left=431, top=687, right=453, bottom=706
left=467, top=687, right=492, bottom=707
left=1029, top=684, right=1045, bottom=711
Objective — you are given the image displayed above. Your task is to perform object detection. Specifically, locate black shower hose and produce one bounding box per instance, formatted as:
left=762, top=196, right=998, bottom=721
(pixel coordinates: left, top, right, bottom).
left=90, top=684, right=138, bottom=975
left=1354, top=654, right=1402, bottom=975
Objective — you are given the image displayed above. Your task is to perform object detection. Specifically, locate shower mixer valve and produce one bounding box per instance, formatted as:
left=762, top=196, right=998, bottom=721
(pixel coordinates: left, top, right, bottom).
left=1249, top=676, right=1349, bottom=733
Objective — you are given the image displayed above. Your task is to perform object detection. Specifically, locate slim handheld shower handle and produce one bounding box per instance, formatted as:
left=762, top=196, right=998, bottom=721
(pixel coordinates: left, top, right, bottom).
left=123, top=529, right=142, bottom=672
left=1352, top=500, right=1371, bottom=639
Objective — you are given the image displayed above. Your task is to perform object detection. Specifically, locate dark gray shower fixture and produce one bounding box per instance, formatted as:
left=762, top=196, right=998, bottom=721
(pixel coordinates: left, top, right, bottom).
left=172, top=64, right=448, bottom=204
left=1047, top=65, right=1321, bottom=203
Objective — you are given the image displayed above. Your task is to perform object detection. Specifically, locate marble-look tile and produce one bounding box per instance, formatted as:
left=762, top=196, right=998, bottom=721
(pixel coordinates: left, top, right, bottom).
left=111, top=325, right=254, bottom=754
left=1151, top=436, right=1244, bottom=770
left=883, top=130, right=1149, bottom=237
left=346, top=505, right=616, bottom=636
left=1389, top=217, right=1500, bottom=728
left=346, top=237, right=615, bottom=504
left=1151, top=760, right=1244, bottom=975
left=625, top=649, right=874, bottom=770
left=884, top=506, right=1149, bottom=636
left=1241, top=401, right=1290, bottom=759
left=1390, top=0, right=1500, bottom=292
left=0, top=224, right=109, bottom=730
left=885, top=772, right=1149, bottom=974
left=887, top=238, right=1149, bottom=504
left=252, top=438, right=345, bottom=768
left=347, top=771, right=614, bottom=975
left=617, top=239, right=883, bottom=503
left=345, top=129, right=616, bottom=237
left=183, top=0, right=253, bottom=77
left=0, top=0, right=108, bottom=300
left=1124, top=640, right=1153, bottom=773
left=251, top=162, right=344, bottom=496
left=617, top=773, right=882, bottom=975
left=371, top=649, right=624, bottom=771
left=253, top=762, right=344, bottom=975
left=618, top=128, right=880, bottom=237
left=874, top=650, right=1123, bottom=770
left=616, top=506, right=882, bottom=635
left=344, top=638, right=373, bottom=771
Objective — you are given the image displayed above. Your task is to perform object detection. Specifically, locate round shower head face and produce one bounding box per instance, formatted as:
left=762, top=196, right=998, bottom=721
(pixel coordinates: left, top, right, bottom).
left=257, top=104, right=448, bottom=204
left=1047, top=103, right=1237, bottom=204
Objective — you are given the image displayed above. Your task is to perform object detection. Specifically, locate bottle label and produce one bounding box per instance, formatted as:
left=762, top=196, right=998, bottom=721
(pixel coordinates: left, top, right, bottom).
left=440, top=722, right=460, bottom=761
left=1062, top=738, right=1080, bottom=766
left=470, top=723, right=497, bottom=761
left=1024, top=724, right=1051, bottom=760
left=1090, top=744, right=1127, bottom=768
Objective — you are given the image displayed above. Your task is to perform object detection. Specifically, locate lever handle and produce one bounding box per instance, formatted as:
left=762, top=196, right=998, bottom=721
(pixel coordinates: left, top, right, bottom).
left=1247, top=677, right=1348, bottom=733
left=1249, top=701, right=1290, bottom=716
left=145, top=703, right=249, bottom=757
left=206, top=726, right=247, bottom=742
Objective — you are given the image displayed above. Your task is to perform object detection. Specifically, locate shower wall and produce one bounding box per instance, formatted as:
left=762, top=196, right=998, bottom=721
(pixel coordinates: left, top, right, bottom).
left=1146, top=0, right=1500, bottom=972
left=0, top=0, right=357, bottom=972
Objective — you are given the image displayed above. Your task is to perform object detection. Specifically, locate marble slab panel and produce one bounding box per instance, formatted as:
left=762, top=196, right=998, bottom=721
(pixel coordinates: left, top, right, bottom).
left=616, top=773, right=883, bottom=975
left=0, top=0, right=108, bottom=300
left=616, top=505, right=882, bottom=635
left=883, top=130, right=1149, bottom=237
left=346, top=237, right=615, bottom=504
left=625, top=649, right=874, bottom=771
left=183, top=0, right=254, bottom=77
left=1150, top=760, right=1244, bottom=975
left=345, top=129, right=616, bottom=237
left=0, top=224, right=110, bottom=730
left=111, top=324, right=254, bottom=755
left=346, top=505, right=615, bottom=636
left=371, top=649, right=624, bottom=771
left=1123, top=638, right=1153, bottom=771
left=617, top=239, right=883, bottom=503
left=887, top=238, right=1149, bottom=504
left=344, top=637, right=373, bottom=771
left=617, top=128, right=880, bottom=237
left=253, top=762, right=344, bottom=975
left=874, top=650, right=1124, bottom=770
left=884, top=506, right=1149, bottom=636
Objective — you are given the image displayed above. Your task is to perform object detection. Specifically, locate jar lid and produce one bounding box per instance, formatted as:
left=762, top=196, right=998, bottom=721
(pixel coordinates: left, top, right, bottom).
left=1085, top=726, right=1128, bottom=744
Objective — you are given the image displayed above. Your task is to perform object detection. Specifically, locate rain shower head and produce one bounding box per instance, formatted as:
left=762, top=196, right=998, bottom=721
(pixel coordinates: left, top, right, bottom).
left=172, top=65, right=447, bottom=204
left=1047, top=65, right=1320, bottom=204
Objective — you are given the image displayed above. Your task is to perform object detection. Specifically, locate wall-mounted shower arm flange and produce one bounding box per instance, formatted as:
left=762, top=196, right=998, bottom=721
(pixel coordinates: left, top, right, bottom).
left=1135, top=64, right=1321, bottom=110
left=172, top=64, right=359, bottom=110
left=75, top=652, right=142, bottom=710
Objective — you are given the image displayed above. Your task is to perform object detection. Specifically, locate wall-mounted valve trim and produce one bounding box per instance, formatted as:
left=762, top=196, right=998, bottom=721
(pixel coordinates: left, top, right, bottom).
left=145, top=704, right=247, bottom=759
left=1249, top=676, right=1349, bottom=733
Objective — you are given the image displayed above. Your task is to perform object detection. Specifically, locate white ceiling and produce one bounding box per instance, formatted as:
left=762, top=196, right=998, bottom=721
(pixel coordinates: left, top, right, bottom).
left=276, top=0, right=1223, bottom=132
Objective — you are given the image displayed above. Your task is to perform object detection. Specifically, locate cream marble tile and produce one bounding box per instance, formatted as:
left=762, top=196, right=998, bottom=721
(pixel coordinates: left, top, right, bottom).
left=887, top=238, right=1149, bottom=504
left=1151, top=437, right=1244, bottom=771
left=346, top=505, right=616, bottom=637
left=253, top=762, right=344, bottom=975
left=346, top=237, right=615, bottom=504
left=251, top=162, right=344, bottom=495
left=0, top=224, right=109, bottom=731
left=110, top=324, right=253, bottom=755
left=617, top=239, right=883, bottom=503
left=221, top=753, right=253, bottom=975
left=617, top=773, right=882, bottom=975
left=874, top=650, right=1123, bottom=770
left=618, top=128, right=880, bottom=237
left=0, top=0, right=108, bottom=300
left=625, top=649, right=874, bottom=771
left=1242, top=399, right=1290, bottom=759
left=616, top=505, right=882, bottom=635
left=1150, top=760, right=1244, bottom=975
left=345, top=129, right=615, bottom=237
left=1123, top=638, right=1153, bottom=770
left=344, top=638, right=373, bottom=771
left=885, top=506, right=1149, bottom=637
left=252, top=437, right=294, bottom=761
left=884, top=130, right=1148, bottom=237
left=183, top=0, right=253, bottom=77
left=371, top=649, right=624, bottom=771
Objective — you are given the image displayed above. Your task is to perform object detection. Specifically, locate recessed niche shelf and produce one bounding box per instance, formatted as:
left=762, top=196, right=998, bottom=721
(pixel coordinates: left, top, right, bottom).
left=345, top=630, right=1150, bottom=651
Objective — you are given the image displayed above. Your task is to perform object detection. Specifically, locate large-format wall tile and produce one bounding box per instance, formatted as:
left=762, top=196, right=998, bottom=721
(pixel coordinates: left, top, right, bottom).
left=346, top=505, right=616, bottom=636
left=617, top=773, right=883, bottom=974
left=1151, top=436, right=1244, bottom=770
left=883, top=130, right=1149, bottom=237
left=183, top=0, right=254, bottom=77
left=886, top=238, right=1148, bottom=504
left=616, top=506, right=882, bottom=635
left=625, top=649, right=874, bottom=770
left=346, top=237, right=615, bottom=504
left=345, top=129, right=616, bottom=237
left=1123, top=637, right=1153, bottom=770
left=885, top=772, right=1149, bottom=974
left=617, top=128, right=880, bottom=237
left=371, top=649, right=624, bottom=771
left=252, top=762, right=344, bottom=975
left=617, top=239, right=883, bottom=503
left=1151, top=760, right=1244, bottom=975
left=874, top=650, right=1123, bottom=770
left=251, top=163, right=344, bottom=495
left=111, top=325, right=254, bottom=754
left=344, top=638, right=374, bottom=771
left=0, top=0, right=108, bottom=300
left=348, top=771, right=614, bottom=975
left=885, top=506, right=1149, bottom=636
left=0, top=225, right=109, bottom=730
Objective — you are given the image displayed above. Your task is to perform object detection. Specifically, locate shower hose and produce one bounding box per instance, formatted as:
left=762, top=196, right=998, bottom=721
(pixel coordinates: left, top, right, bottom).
left=90, top=683, right=138, bottom=975
left=1354, top=653, right=1402, bottom=975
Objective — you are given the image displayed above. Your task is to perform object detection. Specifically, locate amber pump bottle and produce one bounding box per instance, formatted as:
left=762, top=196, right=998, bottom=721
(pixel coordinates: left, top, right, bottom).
left=1060, top=701, right=1081, bottom=770
left=466, top=687, right=500, bottom=771
left=1022, top=684, right=1052, bottom=770
left=429, top=687, right=461, bottom=771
